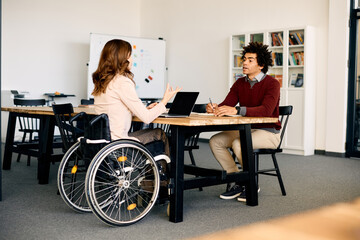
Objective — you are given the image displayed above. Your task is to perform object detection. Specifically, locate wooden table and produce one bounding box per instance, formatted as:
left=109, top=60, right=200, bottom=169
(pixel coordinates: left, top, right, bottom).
left=1, top=106, right=277, bottom=222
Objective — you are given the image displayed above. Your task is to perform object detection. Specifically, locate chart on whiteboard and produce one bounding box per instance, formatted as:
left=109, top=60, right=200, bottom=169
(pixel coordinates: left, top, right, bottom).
left=88, top=33, right=166, bottom=99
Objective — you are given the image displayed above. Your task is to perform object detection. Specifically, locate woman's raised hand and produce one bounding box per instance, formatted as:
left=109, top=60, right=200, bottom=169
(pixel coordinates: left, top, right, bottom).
left=161, top=83, right=182, bottom=106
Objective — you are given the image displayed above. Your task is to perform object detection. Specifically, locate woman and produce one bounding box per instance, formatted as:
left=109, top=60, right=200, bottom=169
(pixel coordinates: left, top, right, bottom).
left=92, top=39, right=181, bottom=156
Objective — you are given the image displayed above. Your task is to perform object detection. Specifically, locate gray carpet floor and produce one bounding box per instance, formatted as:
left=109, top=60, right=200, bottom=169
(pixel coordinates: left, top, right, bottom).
left=1, top=142, right=360, bottom=240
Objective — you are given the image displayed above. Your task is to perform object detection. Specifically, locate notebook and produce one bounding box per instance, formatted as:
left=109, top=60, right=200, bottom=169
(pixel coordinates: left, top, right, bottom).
left=159, top=92, right=199, bottom=118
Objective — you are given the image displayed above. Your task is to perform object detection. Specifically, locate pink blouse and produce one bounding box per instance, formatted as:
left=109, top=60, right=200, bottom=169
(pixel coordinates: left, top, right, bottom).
left=94, top=74, right=166, bottom=140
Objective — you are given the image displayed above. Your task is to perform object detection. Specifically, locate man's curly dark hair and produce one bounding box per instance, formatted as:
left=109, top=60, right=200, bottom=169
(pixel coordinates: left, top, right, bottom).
left=242, top=42, right=273, bottom=74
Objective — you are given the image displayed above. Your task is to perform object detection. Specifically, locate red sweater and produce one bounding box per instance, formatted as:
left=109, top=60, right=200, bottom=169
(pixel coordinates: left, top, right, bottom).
left=219, top=75, right=281, bottom=130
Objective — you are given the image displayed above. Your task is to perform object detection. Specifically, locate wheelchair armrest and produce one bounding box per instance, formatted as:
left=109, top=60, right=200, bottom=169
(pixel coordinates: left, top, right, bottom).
left=69, top=112, right=87, bottom=124
left=89, top=113, right=109, bottom=126
left=88, top=114, right=111, bottom=141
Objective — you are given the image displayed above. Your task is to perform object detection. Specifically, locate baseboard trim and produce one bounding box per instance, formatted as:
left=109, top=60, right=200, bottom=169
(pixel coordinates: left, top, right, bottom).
left=315, top=150, right=346, bottom=158
left=314, top=150, right=326, bottom=155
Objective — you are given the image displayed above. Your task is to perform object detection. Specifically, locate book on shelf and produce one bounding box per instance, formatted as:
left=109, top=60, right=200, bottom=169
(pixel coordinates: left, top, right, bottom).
left=233, top=73, right=245, bottom=82
left=289, top=33, right=298, bottom=45
left=288, top=73, right=304, bottom=87
left=288, top=51, right=304, bottom=66
left=271, top=32, right=283, bottom=46
left=277, top=33, right=283, bottom=46
left=275, top=74, right=283, bottom=87
left=295, top=73, right=304, bottom=87
left=289, top=73, right=297, bottom=86
left=275, top=52, right=283, bottom=66
left=239, top=38, right=245, bottom=48
left=269, top=73, right=283, bottom=88
left=272, top=52, right=283, bottom=66
left=296, top=32, right=304, bottom=44
left=233, top=55, right=243, bottom=68
left=289, top=32, right=304, bottom=45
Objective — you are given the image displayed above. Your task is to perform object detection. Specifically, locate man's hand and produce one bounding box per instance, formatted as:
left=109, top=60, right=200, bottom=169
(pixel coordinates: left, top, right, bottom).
left=214, top=105, right=237, bottom=117
left=206, top=103, right=218, bottom=113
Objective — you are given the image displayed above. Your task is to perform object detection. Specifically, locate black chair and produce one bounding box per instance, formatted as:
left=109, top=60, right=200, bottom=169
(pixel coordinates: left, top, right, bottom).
left=184, top=104, right=207, bottom=166
left=253, top=105, right=293, bottom=196
left=80, top=98, right=94, bottom=105
left=13, top=98, right=46, bottom=165
left=52, top=103, right=84, bottom=152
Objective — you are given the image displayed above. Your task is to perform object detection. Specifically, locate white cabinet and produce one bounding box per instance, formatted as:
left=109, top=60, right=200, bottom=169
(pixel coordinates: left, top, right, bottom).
left=229, top=27, right=315, bottom=155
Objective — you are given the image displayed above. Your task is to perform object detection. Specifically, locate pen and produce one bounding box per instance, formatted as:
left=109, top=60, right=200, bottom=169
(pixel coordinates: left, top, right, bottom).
left=209, top=98, right=214, bottom=110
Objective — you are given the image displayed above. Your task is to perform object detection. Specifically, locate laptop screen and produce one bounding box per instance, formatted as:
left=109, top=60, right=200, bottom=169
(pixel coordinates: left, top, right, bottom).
left=168, top=92, right=199, bottom=115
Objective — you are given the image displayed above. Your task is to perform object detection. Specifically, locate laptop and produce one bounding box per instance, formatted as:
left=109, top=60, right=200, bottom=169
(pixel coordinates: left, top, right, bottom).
left=160, top=92, right=199, bottom=118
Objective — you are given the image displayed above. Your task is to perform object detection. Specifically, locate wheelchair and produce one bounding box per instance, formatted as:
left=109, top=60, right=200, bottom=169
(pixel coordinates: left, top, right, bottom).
left=57, top=112, right=171, bottom=226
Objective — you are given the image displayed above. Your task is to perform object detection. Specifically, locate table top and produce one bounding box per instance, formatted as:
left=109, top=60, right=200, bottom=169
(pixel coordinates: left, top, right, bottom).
left=1, top=106, right=278, bottom=126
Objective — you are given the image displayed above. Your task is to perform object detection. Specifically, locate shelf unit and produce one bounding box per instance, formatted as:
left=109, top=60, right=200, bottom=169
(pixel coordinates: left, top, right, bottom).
left=229, top=27, right=315, bottom=155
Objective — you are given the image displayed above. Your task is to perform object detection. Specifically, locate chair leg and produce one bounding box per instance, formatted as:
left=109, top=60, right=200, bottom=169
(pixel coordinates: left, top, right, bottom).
left=188, top=150, right=203, bottom=191
left=271, top=154, right=286, bottom=196
left=189, top=150, right=196, bottom=166
left=16, top=153, right=22, bottom=162
left=27, top=156, right=31, bottom=166
left=254, top=153, right=259, bottom=188
left=17, top=132, right=27, bottom=162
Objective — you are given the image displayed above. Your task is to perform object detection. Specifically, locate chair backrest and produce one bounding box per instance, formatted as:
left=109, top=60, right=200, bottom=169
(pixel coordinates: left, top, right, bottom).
left=14, top=98, right=46, bottom=106
left=80, top=98, right=94, bottom=105
left=52, top=103, right=79, bottom=151
left=13, top=98, right=46, bottom=132
left=192, top=104, right=207, bottom=113
left=278, top=105, right=293, bottom=149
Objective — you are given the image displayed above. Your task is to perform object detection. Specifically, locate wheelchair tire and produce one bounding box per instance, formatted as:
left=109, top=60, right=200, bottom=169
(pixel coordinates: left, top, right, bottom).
left=85, top=140, right=160, bottom=226
left=57, top=142, right=92, bottom=213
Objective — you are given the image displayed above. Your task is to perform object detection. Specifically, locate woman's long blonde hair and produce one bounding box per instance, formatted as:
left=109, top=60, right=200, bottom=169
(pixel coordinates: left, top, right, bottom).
left=92, top=39, right=134, bottom=96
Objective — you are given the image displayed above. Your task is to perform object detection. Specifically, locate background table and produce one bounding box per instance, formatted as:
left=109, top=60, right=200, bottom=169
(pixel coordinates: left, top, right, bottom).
left=44, top=93, right=75, bottom=105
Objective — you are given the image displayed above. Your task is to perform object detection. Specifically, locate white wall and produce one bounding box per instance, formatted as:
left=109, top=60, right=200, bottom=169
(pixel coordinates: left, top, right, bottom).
left=140, top=0, right=330, bottom=150
left=2, top=0, right=141, bottom=105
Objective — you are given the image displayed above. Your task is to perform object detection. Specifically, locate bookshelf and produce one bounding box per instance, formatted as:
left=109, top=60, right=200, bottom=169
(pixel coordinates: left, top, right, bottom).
left=229, top=27, right=315, bottom=155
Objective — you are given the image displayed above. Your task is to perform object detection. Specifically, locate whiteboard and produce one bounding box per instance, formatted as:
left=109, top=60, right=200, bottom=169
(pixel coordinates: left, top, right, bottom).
left=87, top=33, right=166, bottom=99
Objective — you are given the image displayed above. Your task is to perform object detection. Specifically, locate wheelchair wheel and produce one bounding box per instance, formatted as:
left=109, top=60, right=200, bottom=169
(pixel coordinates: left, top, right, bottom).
left=57, top=142, right=91, bottom=213
left=85, top=140, right=160, bottom=226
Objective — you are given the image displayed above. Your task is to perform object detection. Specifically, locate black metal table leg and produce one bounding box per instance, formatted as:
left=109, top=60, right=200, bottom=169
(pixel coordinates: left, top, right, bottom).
left=240, top=124, right=258, bottom=206
left=37, top=115, right=55, bottom=184
left=169, top=125, right=185, bottom=223
left=3, top=112, right=17, bottom=170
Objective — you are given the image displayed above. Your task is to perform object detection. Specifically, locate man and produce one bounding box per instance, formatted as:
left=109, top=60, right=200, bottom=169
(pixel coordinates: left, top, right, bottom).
left=207, top=42, right=281, bottom=202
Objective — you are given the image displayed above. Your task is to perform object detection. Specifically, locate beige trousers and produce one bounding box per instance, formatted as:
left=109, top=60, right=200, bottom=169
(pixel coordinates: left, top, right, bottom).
left=209, top=129, right=280, bottom=173
left=129, top=128, right=170, bottom=156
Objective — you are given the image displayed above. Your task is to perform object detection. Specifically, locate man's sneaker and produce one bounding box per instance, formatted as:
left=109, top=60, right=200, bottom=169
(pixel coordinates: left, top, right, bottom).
left=219, top=184, right=244, bottom=200
left=237, top=187, right=261, bottom=202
